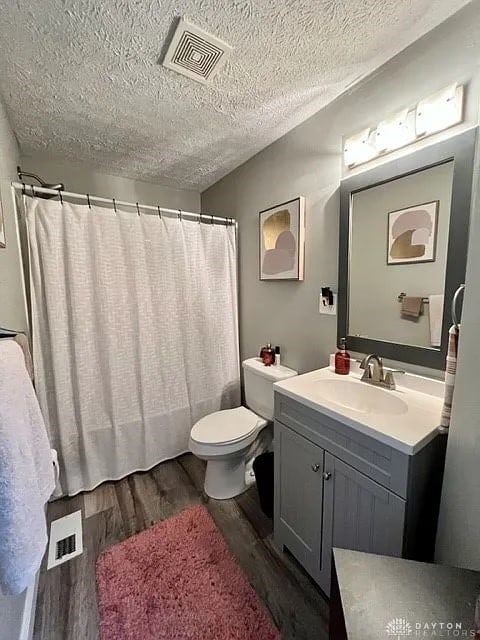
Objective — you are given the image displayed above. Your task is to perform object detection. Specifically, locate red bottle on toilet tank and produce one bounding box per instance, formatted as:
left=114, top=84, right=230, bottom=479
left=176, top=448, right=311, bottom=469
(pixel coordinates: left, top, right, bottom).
left=259, top=343, right=275, bottom=366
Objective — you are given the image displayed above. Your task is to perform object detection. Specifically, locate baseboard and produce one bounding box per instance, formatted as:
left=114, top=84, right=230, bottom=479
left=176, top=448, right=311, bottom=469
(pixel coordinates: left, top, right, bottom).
left=20, top=571, right=39, bottom=640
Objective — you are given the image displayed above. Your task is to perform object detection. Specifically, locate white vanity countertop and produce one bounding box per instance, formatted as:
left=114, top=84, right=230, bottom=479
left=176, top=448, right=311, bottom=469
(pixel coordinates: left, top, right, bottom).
left=274, top=366, right=444, bottom=455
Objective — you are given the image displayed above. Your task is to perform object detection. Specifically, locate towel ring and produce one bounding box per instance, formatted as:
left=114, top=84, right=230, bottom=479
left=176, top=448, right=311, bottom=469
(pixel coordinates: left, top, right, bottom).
left=452, top=284, right=465, bottom=329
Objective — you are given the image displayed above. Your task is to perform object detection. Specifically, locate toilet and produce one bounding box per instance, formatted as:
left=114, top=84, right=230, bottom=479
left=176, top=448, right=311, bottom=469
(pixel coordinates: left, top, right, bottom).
left=189, top=357, right=297, bottom=499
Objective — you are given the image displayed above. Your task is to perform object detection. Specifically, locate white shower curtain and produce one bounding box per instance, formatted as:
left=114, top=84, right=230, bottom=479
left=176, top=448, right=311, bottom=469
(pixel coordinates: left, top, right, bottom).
left=25, top=197, right=240, bottom=496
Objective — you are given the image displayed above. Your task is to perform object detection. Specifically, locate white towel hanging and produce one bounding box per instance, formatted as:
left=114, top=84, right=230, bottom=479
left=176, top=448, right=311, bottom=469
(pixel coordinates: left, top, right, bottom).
left=0, top=341, right=55, bottom=594
left=428, top=294, right=444, bottom=347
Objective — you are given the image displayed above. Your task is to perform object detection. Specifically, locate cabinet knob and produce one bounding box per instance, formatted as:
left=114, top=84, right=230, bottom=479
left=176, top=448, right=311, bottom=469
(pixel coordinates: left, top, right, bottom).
left=311, top=464, right=320, bottom=472
left=322, top=471, right=332, bottom=480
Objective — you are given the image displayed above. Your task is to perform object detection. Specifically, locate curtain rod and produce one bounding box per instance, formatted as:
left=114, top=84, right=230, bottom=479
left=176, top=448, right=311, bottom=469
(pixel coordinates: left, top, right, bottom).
left=11, top=181, right=237, bottom=227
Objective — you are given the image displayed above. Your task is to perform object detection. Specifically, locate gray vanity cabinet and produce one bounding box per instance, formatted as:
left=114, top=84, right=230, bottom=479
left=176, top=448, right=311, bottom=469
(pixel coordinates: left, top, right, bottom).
left=274, top=392, right=446, bottom=596
left=320, top=453, right=406, bottom=592
left=275, top=424, right=326, bottom=584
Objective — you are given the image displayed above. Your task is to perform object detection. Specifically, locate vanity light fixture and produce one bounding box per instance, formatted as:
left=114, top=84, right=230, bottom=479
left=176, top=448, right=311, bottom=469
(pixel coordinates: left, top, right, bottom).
left=343, top=128, right=376, bottom=167
left=375, top=108, right=416, bottom=153
left=415, top=84, right=463, bottom=137
left=344, top=83, right=464, bottom=168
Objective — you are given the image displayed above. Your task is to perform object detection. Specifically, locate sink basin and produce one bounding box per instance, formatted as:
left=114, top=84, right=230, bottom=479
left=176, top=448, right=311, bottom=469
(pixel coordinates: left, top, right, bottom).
left=311, top=379, right=408, bottom=416
left=274, top=366, right=444, bottom=454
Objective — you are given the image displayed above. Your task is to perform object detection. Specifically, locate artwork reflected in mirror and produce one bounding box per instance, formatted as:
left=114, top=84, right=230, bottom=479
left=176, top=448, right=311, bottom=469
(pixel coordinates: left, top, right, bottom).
left=348, top=161, right=454, bottom=349
left=259, top=197, right=305, bottom=281
left=387, top=201, right=439, bottom=265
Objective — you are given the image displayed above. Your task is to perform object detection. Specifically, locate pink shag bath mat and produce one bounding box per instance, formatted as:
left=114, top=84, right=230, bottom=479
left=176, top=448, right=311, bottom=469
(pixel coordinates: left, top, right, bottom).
left=96, top=503, right=281, bottom=640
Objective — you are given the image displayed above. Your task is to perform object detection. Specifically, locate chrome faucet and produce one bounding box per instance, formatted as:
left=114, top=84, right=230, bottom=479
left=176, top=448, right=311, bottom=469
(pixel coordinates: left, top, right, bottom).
left=359, top=354, right=404, bottom=390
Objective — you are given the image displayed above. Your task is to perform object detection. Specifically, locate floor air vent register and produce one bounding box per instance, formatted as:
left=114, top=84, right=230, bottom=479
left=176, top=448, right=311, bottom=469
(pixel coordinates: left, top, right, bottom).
left=47, top=510, right=83, bottom=569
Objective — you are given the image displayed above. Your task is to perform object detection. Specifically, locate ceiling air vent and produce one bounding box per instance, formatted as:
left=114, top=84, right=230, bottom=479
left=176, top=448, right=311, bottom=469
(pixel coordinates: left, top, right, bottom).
left=162, top=18, right=232, bottom=85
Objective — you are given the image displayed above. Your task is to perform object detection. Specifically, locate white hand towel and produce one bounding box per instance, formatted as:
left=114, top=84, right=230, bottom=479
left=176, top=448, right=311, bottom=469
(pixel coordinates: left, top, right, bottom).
left=0, top=341, right=55, bottom=595
left=429, top=294, right=444, bottom=348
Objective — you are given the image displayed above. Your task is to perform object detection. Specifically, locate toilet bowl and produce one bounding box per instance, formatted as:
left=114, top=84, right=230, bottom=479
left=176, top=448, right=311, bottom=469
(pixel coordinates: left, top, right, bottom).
left=189, top=357, right=297, bottom=499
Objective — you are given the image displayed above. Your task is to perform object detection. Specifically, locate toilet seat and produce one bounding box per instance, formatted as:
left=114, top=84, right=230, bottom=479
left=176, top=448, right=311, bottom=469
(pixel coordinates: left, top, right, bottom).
left=190, top=406, right=266, bottom=446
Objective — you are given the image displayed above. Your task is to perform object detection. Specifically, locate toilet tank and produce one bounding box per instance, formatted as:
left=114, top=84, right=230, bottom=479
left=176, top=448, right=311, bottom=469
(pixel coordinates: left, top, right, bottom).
left=242, top=357, right=297, bottom=420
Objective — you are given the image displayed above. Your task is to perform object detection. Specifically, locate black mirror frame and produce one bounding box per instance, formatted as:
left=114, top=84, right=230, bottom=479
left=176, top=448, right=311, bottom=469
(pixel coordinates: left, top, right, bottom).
left=337, top=127, right=477, bottom=370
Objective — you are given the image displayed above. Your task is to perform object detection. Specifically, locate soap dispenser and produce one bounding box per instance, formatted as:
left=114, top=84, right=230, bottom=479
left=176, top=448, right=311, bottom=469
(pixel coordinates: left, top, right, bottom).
left=335, top=338, right=350, bottom=375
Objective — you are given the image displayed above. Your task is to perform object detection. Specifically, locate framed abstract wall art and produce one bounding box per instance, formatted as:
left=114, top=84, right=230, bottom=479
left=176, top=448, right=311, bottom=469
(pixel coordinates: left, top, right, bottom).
left=259, top=197, right=305, bottom=280
left=387, top=200, right=439, bottom=265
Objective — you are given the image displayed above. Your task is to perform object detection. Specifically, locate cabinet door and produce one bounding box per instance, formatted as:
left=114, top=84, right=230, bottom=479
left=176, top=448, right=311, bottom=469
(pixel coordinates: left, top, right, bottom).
left=274, top=423, right=324, bottom=583
left=321, top=452, right=406, bottom=595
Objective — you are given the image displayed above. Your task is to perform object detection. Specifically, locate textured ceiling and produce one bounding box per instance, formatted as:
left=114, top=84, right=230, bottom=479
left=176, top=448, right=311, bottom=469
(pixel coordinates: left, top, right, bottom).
left=0, top=0, right=472, bottom=191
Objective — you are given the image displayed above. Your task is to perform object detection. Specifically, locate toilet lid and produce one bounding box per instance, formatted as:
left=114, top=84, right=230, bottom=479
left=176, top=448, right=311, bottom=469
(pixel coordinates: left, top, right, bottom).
left=190, top=407, right=263, bottom=445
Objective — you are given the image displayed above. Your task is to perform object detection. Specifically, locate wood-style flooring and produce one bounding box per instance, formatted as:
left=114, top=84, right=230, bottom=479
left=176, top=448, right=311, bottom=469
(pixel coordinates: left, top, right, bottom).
left=34, top=454, right=329, bottom=640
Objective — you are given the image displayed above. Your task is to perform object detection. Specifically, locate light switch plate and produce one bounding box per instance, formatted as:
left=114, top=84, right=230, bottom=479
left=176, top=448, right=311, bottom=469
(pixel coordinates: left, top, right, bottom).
left=319, top=292, right=337, bottom=316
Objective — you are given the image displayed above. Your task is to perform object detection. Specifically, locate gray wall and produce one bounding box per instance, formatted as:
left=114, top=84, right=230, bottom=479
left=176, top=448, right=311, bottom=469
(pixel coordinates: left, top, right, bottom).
left=201, top=3, right=480, bottom=375
left=20, top=153, right=201, bottom=212
left=0, top=96, right=34, bottom=640
left=202, top=3, right=480, bottom=569
left=349, top=161, right=453, bottom=347
left=0, top=99, right=28, bottom=332
left=435, top=160, right=480, bottom=570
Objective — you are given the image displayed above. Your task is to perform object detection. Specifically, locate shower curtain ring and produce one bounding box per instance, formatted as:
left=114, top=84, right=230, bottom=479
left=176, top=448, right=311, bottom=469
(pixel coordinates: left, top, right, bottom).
left=136, top=202, right=140, bottom=216
left=198, top=213, right=202, bottom=224
left=178, top=209, right=182, bottom=221
left=21, top=182, right=25, bottom=196
left=210, top=214, right=214, bottom=225
left=86, top=193, right=91, bottom=209
left=112, top=198, right=117, bottom=213
left=57, top=189, right=63, bottom=205
left=157, top=205, right=162, bottom=219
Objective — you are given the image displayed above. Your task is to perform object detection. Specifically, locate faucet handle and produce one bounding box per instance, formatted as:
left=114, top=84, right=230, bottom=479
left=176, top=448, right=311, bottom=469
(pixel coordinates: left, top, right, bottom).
left=384, top=369, right=405, bottom=390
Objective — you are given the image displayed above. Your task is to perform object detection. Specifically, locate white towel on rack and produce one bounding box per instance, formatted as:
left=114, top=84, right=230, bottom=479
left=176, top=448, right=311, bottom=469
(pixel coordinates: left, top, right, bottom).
left=429, top=294, right=444, bottom=347
left=0, top=341, right=55, bottom=595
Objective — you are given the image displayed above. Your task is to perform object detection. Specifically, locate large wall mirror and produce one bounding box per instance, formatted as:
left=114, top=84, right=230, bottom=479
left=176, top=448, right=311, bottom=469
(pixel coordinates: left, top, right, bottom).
left=338, top=128, right=477, bottom=370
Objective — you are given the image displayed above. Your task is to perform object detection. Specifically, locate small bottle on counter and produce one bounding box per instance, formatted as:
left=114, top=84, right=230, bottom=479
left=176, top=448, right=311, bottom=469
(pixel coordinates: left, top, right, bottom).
left=335, top=338, right=350, bottom=375
left=274, top=345, right=281, bottom=366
